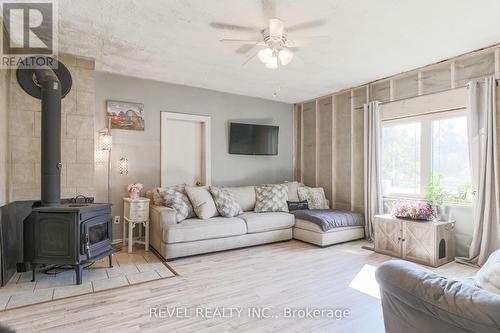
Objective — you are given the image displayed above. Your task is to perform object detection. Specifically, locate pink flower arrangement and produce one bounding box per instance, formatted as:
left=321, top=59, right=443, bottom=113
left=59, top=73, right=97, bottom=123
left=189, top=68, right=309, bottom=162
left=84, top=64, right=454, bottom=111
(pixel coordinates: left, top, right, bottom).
left=127, top=183, right=143, bottom=193
left=391, top=200, right=436, bottom=221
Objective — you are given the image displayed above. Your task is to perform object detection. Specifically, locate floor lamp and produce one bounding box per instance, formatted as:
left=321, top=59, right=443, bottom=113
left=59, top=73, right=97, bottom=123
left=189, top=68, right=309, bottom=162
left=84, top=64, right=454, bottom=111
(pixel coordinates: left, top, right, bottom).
left=98, top=119, right=113, bottom=203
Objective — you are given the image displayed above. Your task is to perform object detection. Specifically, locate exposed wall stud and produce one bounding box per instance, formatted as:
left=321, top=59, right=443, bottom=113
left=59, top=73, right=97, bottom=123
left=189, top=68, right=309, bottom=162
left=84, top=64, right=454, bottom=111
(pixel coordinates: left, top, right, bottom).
left=495, top=49, right=500, bottom=80
left=331, top=95, right=336, bottom=208
left=315, top=99, right=320, bottom=187
left=300, top=103, right=304, bottom=183
left=450, top=61, right=456, bottom=88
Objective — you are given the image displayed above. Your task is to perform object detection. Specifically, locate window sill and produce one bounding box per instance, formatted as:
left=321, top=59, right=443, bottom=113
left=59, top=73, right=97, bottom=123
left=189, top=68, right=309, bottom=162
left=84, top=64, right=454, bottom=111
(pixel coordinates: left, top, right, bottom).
left=383, top=196, right=472, bottom=208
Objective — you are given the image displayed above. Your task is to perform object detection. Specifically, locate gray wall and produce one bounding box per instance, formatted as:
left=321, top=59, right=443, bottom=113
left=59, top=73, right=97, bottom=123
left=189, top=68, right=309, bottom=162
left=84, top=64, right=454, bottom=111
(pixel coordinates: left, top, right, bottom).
left=94, top=72, right=293, bottom=240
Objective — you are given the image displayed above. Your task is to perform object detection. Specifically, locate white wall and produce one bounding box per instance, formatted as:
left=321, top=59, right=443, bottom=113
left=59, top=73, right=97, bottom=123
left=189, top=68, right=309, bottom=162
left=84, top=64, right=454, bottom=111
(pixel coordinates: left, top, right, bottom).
left=94, top=72, right=293, bottom=239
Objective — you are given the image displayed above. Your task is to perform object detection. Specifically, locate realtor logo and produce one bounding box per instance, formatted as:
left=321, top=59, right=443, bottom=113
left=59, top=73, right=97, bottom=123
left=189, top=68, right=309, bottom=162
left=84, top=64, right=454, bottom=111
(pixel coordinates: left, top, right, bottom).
left=1, top=0, right=58, bottom=68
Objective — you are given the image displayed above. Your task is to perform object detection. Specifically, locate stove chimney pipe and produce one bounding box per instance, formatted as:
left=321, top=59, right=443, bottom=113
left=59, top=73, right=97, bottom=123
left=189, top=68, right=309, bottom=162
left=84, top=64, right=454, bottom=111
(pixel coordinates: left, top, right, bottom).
left=16, top=56, right=73, bottom=206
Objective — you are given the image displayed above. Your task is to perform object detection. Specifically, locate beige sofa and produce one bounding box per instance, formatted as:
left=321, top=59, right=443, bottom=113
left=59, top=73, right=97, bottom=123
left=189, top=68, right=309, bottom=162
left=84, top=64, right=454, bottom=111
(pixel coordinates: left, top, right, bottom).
left=149, top=185, right=364, bottom=260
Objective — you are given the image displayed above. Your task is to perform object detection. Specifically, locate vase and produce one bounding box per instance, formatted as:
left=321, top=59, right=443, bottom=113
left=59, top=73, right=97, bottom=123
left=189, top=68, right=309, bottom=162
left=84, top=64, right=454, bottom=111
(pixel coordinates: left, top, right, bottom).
left=129, top=191, right=139, bottom=200
left=435, top=205, right=450, bottom=221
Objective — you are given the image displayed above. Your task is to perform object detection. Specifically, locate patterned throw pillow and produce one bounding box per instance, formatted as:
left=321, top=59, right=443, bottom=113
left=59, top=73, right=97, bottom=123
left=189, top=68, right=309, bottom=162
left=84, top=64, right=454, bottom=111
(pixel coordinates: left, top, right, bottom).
left=254, top=184, right=289, bottom=213
left=297, top=187, right=329, bottom=209
left=287, top=200, right=309, bottom=211
left=209, top=186, right=242, bottom=217
left=158, top=185, right=195, bottom=222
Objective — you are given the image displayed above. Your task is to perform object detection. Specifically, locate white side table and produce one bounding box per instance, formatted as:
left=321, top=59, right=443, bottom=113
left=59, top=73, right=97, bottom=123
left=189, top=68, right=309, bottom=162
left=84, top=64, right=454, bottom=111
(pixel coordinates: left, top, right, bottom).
left=123, top=197, right=150, bottom=253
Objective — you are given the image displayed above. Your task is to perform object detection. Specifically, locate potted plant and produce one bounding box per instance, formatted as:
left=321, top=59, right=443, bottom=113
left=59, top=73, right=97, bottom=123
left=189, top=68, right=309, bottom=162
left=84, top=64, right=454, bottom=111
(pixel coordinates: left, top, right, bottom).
left=127, top=183, right=143, bottom=200
left=425, top=174, right=449, bottom=221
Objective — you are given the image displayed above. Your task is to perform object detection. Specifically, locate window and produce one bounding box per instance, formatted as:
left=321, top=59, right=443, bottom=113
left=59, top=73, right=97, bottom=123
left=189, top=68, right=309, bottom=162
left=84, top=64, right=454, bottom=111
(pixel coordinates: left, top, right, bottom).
left=382, top=112, right=471, bottom=202
left=382, top=122, right=421, bottom=195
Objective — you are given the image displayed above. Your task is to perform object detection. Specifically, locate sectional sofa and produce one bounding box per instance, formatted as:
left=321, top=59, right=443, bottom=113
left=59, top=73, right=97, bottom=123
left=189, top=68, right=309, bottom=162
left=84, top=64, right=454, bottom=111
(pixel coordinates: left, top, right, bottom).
left=148, top=184, right=365, bottom=260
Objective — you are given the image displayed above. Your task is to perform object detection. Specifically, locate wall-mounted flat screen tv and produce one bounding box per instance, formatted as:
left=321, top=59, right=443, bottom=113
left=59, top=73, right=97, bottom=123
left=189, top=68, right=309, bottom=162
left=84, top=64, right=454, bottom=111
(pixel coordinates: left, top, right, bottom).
left=229, top=123, right=279, bottom=155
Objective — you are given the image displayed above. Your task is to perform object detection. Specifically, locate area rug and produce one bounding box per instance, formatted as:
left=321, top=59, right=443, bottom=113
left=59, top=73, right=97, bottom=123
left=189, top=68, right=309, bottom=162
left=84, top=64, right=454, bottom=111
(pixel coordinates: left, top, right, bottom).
left=0, top=246, right=177, bottom=311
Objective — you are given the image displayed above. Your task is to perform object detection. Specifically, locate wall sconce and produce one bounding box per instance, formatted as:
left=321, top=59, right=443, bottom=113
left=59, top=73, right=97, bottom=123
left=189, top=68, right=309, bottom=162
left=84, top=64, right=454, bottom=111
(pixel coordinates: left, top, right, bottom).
left=95, top=149, right=106, bottom=164
left=98, top=129, right=113, bottom=150
left=119, top=157, right=129, bottom=175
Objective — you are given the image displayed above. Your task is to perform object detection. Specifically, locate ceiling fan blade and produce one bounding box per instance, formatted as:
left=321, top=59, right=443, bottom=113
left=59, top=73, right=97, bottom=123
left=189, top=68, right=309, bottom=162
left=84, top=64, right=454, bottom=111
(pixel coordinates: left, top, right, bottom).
left=220, top=39, right=262, bottom=45
left=235, top=44, right=257, bottom=54
left=287, top=19, right=327, bottom=32
left=210, top=22, right=260, bottom=32
left=242, top=51, right=259, bottom=66
left=269, top=18, right=284, bottom=38
left=285, top=36, right=331, bottom=47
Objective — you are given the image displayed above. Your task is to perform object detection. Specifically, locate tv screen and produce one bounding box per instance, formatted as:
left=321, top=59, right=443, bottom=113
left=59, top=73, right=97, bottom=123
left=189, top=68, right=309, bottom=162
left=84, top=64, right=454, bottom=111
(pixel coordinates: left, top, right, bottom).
left=229, top=123, right=279, bottom=155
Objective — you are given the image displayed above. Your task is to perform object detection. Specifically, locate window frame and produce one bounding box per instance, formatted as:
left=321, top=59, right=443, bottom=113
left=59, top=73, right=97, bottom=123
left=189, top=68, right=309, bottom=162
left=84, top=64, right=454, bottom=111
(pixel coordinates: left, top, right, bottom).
left=381, top=108, right=469, bottom=204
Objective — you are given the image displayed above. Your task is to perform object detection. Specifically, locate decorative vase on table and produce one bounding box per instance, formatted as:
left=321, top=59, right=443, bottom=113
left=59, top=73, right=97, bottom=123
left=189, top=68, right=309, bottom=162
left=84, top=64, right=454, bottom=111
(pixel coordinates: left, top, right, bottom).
left=435, top=204, right=450, bottom=222
left=127, top=183, right=143, bottom=200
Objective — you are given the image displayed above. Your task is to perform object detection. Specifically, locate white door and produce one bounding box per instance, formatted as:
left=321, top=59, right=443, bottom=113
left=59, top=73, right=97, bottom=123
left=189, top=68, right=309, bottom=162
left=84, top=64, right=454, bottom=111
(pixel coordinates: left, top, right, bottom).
left=161, top=112, right=211, bottom=187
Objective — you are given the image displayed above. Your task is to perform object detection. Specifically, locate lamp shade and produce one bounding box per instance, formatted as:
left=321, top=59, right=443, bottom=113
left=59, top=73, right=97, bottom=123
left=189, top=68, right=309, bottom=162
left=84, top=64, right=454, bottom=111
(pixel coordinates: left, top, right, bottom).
left=258, top=48, right=273, bottom=64
left=265, top=56, right=278, bottom=69
left=99, top=132, right=113, bottom=150
left=95, top=149, right=106, bottom=164
left=278, top=48, right=294, bottom=66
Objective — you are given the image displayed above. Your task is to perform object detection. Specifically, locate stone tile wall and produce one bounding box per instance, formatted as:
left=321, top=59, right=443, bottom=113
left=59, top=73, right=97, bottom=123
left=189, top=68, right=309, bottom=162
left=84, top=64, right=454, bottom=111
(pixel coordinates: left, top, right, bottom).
left=7, top=54, right=95, bottom=201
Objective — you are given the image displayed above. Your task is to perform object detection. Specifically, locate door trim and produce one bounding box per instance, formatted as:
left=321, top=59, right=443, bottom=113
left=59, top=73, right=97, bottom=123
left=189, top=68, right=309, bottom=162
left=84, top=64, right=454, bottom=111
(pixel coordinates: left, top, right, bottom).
left=160, top=111, right=211, bottom=187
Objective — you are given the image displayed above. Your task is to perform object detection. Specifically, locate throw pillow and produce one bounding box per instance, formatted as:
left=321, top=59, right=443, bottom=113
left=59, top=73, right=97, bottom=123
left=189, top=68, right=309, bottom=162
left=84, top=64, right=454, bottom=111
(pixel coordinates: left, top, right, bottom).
left=154, top=185, right=185, bottom=206
left=297, top=186, right=329, bottom=209
left=158, top=185, right=195, bottom=222
left=285, top=181, right=300, bottom=202
left=254, top=184, right=289, bottom=213
left=475, top=249, right=500, bottom=295
left=209, top=186, right=242, bottom=217
left=185, top=186, right=219, bottom=219
left=287, top=200, right=309, bottom=211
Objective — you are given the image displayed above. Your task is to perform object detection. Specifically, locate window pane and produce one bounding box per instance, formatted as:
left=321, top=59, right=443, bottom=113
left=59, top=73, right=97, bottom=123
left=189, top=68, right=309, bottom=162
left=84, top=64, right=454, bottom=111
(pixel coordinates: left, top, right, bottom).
left=382, top=122, right=421, bottom=195
left=432, top=116, right=471, bottom=197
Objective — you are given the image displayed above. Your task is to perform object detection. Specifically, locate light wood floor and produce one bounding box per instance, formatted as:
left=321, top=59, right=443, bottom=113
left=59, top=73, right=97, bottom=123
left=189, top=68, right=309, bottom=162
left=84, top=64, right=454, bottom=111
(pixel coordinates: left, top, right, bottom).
left=0, top=240, right=478, bottom=333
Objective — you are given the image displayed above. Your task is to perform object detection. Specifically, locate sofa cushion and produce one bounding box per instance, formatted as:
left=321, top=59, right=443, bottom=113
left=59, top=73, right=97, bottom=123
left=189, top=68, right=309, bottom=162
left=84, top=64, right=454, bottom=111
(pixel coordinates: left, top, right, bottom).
left=295, top=218, right=362, bottom=234
left=185, top=186, right=219, bottom=219
left=254, top=184, right=289, bottom=213
left=163, top=217, right=247, bottom=243
left=226, top=186, right=256, bottom=211
left=239, top=212, right=294, bottom=233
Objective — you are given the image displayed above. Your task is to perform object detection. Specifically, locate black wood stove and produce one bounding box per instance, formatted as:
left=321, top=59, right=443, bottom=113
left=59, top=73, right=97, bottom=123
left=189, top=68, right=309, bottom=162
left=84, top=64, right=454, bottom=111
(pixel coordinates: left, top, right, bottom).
left=17, top=56, right=113, bottom=285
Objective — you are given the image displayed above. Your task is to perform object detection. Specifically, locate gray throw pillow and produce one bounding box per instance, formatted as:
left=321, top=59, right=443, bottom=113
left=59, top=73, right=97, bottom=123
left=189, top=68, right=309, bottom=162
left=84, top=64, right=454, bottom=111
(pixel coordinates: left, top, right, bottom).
left=209, top=186, right=241, bottom=217
left=158, top=185, right=195, bottom=222
left=254, top=184, right=289, bottom=213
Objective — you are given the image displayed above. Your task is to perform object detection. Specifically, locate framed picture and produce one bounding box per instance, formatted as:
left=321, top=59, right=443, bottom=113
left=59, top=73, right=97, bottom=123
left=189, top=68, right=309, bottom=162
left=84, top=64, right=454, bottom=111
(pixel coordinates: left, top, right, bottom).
left=106, top=100, right=145, bottom=130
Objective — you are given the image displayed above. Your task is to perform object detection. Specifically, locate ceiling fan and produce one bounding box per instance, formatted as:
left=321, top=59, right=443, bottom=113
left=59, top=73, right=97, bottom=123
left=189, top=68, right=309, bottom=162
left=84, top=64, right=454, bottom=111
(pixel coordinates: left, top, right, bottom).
left=212, top=15, right=329, bottom=69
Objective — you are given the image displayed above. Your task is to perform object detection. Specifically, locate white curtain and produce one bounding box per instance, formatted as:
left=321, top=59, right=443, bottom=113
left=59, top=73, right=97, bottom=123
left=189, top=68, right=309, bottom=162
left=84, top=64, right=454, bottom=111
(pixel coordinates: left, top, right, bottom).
left=364, top=101, right=383, bottom=241
left=459, top=76, right=500, bottom=266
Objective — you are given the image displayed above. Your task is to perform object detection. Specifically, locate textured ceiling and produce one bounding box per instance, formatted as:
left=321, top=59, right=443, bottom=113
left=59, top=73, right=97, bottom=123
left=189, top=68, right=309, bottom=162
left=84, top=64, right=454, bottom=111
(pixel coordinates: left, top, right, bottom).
left=58, top=0, right=500, bottom=103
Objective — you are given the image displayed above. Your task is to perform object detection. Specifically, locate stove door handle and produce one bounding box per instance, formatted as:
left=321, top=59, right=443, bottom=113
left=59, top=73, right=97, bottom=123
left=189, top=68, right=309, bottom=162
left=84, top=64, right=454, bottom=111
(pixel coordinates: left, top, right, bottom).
left=85, top=234, right=91, bottom=259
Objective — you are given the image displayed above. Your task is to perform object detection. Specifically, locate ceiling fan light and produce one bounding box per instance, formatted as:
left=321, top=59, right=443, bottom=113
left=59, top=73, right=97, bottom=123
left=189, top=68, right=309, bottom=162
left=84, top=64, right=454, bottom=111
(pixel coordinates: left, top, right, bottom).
left=257, top=48, right=273, bottom=64
left=265, top=56, right=278, bottom=69
left=278, top=49, right=294, bottom=66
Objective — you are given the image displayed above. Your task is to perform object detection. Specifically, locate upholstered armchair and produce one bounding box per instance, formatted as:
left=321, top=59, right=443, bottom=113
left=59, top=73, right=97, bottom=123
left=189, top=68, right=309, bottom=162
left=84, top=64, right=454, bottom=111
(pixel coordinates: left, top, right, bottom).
left=375, top=260, right=500, bottom=333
